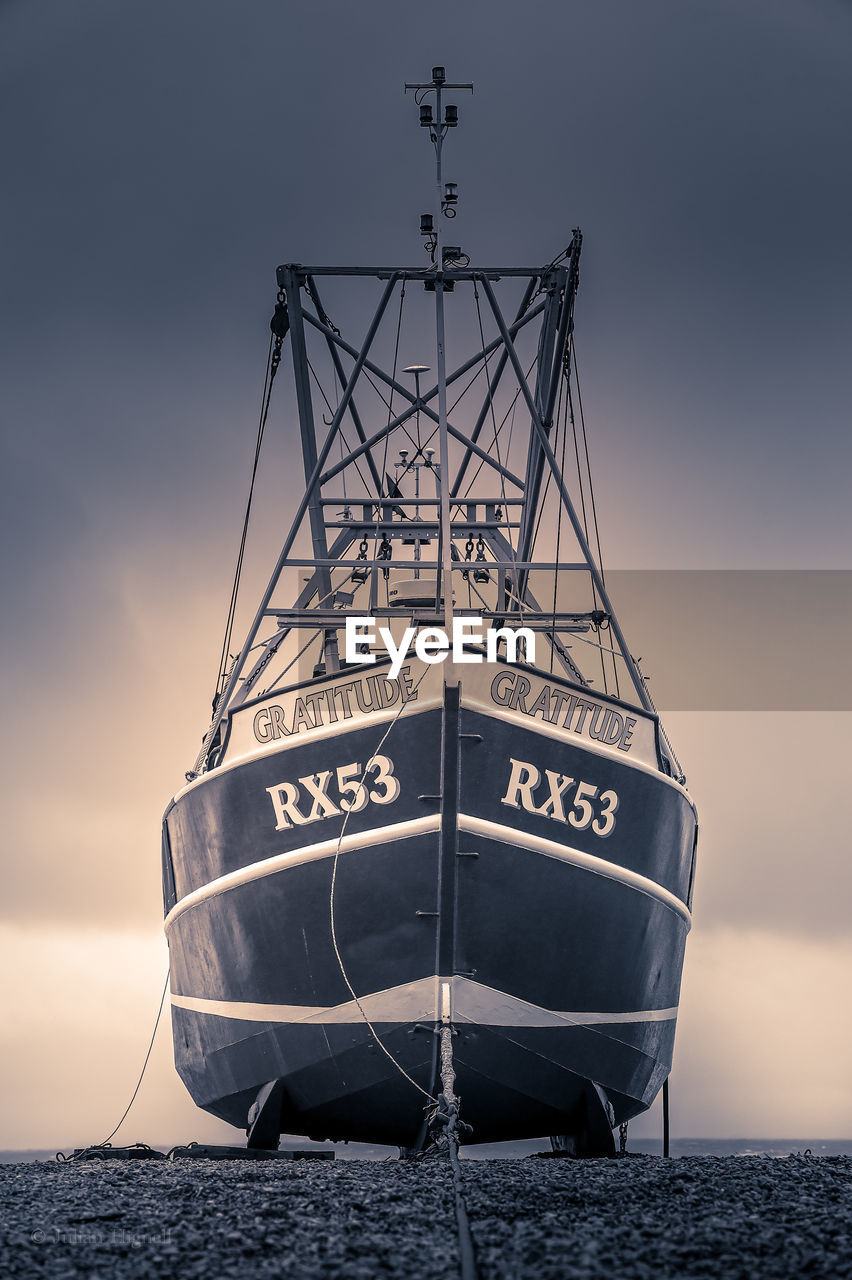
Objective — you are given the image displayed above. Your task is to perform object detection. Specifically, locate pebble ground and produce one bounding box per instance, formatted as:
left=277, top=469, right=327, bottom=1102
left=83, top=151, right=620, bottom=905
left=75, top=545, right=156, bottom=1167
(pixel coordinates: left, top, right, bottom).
left=1, top=1153, right=849, bottom=1278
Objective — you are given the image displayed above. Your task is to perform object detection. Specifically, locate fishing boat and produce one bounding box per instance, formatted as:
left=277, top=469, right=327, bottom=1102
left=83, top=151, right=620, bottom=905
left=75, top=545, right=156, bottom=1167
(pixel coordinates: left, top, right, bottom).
left=161, top=67, right=698, bottom=1156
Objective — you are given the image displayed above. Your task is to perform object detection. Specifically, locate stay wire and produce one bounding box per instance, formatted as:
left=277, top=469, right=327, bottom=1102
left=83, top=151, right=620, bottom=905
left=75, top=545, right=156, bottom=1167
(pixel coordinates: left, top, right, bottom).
left=99, top=971, right=170, bottom=1147
left=566, top=370, right=607, bottom=690
left=260, top=629, right=325, bottom=696
left=359, top=366, right=428, bottom=467
left=356, top=327, right=503, bottom=490
left=528, top=454, right=554, bottom=574
left=471, top=284, right=531, bottom=631
left=459, top=365, right=533, bottom=498
left=472, top=282, right=509, bottom=509
left=567, top=375, right=592, bottom=573
left=527, top=370, right=566, bottom=621
left=364, top=360, right=491, bottom=503
left=377, top=281, right=405, bottom=605
left=572, top=342, right=620, bottom=697
left=330, top=346, right=348, bottom=505
left=448, top=357, right=489, bottom=418
left=472, top=283, right=511, bottom=591
left=216, top=332, right=276, bottom=697
left=257, top=562, right=366, bottom=699
left=572, top=339, right=606, bottom=582
left=306, top=356, right=372, bottom=497
left=360, top=351, right=494, bottom=491
left=550, top=370, right=568, bottom=675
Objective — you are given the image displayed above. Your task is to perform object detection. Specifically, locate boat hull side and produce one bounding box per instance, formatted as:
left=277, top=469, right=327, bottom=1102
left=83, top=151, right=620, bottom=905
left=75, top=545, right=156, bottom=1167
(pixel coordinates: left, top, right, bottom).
left=164, top=685, right=695, bottom=1145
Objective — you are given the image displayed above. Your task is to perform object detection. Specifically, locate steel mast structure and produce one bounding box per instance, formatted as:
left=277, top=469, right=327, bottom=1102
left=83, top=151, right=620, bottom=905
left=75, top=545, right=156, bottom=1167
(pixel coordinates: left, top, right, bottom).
left=191, top=65, right=666, bottom=782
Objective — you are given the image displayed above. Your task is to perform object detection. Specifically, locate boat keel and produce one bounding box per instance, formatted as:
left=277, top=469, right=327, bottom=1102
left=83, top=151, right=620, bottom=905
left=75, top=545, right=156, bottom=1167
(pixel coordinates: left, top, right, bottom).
left=245, top=1078, right=287, bottom=1150
left=549, top=1081, right=617, bottom=1157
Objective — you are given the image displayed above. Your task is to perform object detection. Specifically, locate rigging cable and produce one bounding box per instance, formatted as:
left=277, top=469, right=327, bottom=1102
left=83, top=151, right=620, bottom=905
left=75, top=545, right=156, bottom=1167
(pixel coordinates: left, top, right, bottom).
left=471, top=283, right=530, bottom=632
left=571, top=342, right=620, bottom=698
left=525, top=370, right=567, bottom=659
left=550, top=365, right=568, bottom=676
left=356, top=364, right=434, bottom=473
left=378, top=280, right=406, bottom=607
left=306, top=355, right=373, bottom=497
left=472, top=281, right=511, bottom=580
left=570, top=339, right=605, bottom=575
left=448, top=360, right=489, bottom=417
left=359, top=340, right=513, bottom=507
left=214, top=331, right=279, bottom=700
left=335, top=367, right=348, bottom=508
left=566, top=366, right=608, bottom=693
left=260, top=629, right=324, bottom=696
left=327, top=660, right=437, bottom=1104
left=99, top=971, right=169, bottom=1145
left=57, top=969, right=170, bottom=1157
left=458, top=362, right=532, bottom=496
left=357, top=324, right=493, bottom=475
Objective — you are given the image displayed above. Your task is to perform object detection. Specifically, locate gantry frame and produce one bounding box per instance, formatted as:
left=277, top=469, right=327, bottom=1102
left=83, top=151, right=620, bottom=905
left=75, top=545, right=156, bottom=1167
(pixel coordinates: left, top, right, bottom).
left=189, top=241, right=661, bottom=779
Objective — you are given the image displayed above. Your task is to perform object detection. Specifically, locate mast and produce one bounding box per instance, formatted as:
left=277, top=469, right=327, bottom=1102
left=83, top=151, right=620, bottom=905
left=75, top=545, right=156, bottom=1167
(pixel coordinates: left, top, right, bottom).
left=405, top=67, right=473, bottom=630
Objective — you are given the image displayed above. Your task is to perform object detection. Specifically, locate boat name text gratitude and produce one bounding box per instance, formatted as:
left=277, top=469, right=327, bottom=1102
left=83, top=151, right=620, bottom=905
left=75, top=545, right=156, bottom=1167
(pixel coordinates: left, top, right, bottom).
left=490, top=670, right=638, bottom=752
left=253, top=668, right=418, bottom=743
left=345, top=616, right=535, bottom=679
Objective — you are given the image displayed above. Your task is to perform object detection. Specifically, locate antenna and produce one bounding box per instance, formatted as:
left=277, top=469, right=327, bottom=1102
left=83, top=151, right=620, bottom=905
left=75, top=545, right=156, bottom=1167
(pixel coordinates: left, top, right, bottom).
left=405, top=67, right=473, bottom=265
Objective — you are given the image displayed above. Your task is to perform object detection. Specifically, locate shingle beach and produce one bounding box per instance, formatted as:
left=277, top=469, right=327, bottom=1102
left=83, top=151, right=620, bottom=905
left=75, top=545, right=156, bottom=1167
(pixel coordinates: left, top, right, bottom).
left=2, top=1153, right=849, bottom=1279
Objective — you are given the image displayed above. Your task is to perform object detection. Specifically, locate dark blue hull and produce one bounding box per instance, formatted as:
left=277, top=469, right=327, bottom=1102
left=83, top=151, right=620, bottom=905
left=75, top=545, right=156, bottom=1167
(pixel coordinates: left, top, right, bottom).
left=163, top=671, right=697, bottom=1148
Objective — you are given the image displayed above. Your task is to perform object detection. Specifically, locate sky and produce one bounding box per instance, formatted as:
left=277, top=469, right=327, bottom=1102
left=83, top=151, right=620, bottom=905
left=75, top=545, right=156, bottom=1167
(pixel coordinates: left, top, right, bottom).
left=1, top=0, right=850, bottom=1150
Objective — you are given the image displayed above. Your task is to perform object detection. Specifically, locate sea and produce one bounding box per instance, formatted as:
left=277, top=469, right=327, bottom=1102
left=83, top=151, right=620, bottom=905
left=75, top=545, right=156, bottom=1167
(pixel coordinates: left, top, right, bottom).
left=2, top=1138, right=850, bottom=1163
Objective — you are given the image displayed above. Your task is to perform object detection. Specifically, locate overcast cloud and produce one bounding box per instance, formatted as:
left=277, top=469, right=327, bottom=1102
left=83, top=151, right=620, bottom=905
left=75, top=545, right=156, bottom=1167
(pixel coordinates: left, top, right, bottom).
left=1, top=0, right=849, bottom=1147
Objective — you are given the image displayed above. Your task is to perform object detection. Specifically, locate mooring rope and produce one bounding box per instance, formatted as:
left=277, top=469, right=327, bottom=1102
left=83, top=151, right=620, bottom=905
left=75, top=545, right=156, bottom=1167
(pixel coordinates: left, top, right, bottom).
left=426, top=1025, right=480, bottom=1280
left=98, top=971, right=169, bottom=1146
left=56, top=971, right=170, bottom=1161
left=327, top=657, right=438, bottom=1105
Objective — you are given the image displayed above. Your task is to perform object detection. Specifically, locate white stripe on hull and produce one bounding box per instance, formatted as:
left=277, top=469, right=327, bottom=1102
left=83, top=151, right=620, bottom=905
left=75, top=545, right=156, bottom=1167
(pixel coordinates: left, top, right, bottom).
left=170, top=975, right=678, bottom=1028
left=165, top=813, right=690, bottom=930
left=458, top=815, right=692, bottom=925
left=164, top=813, right=442, bottom=930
